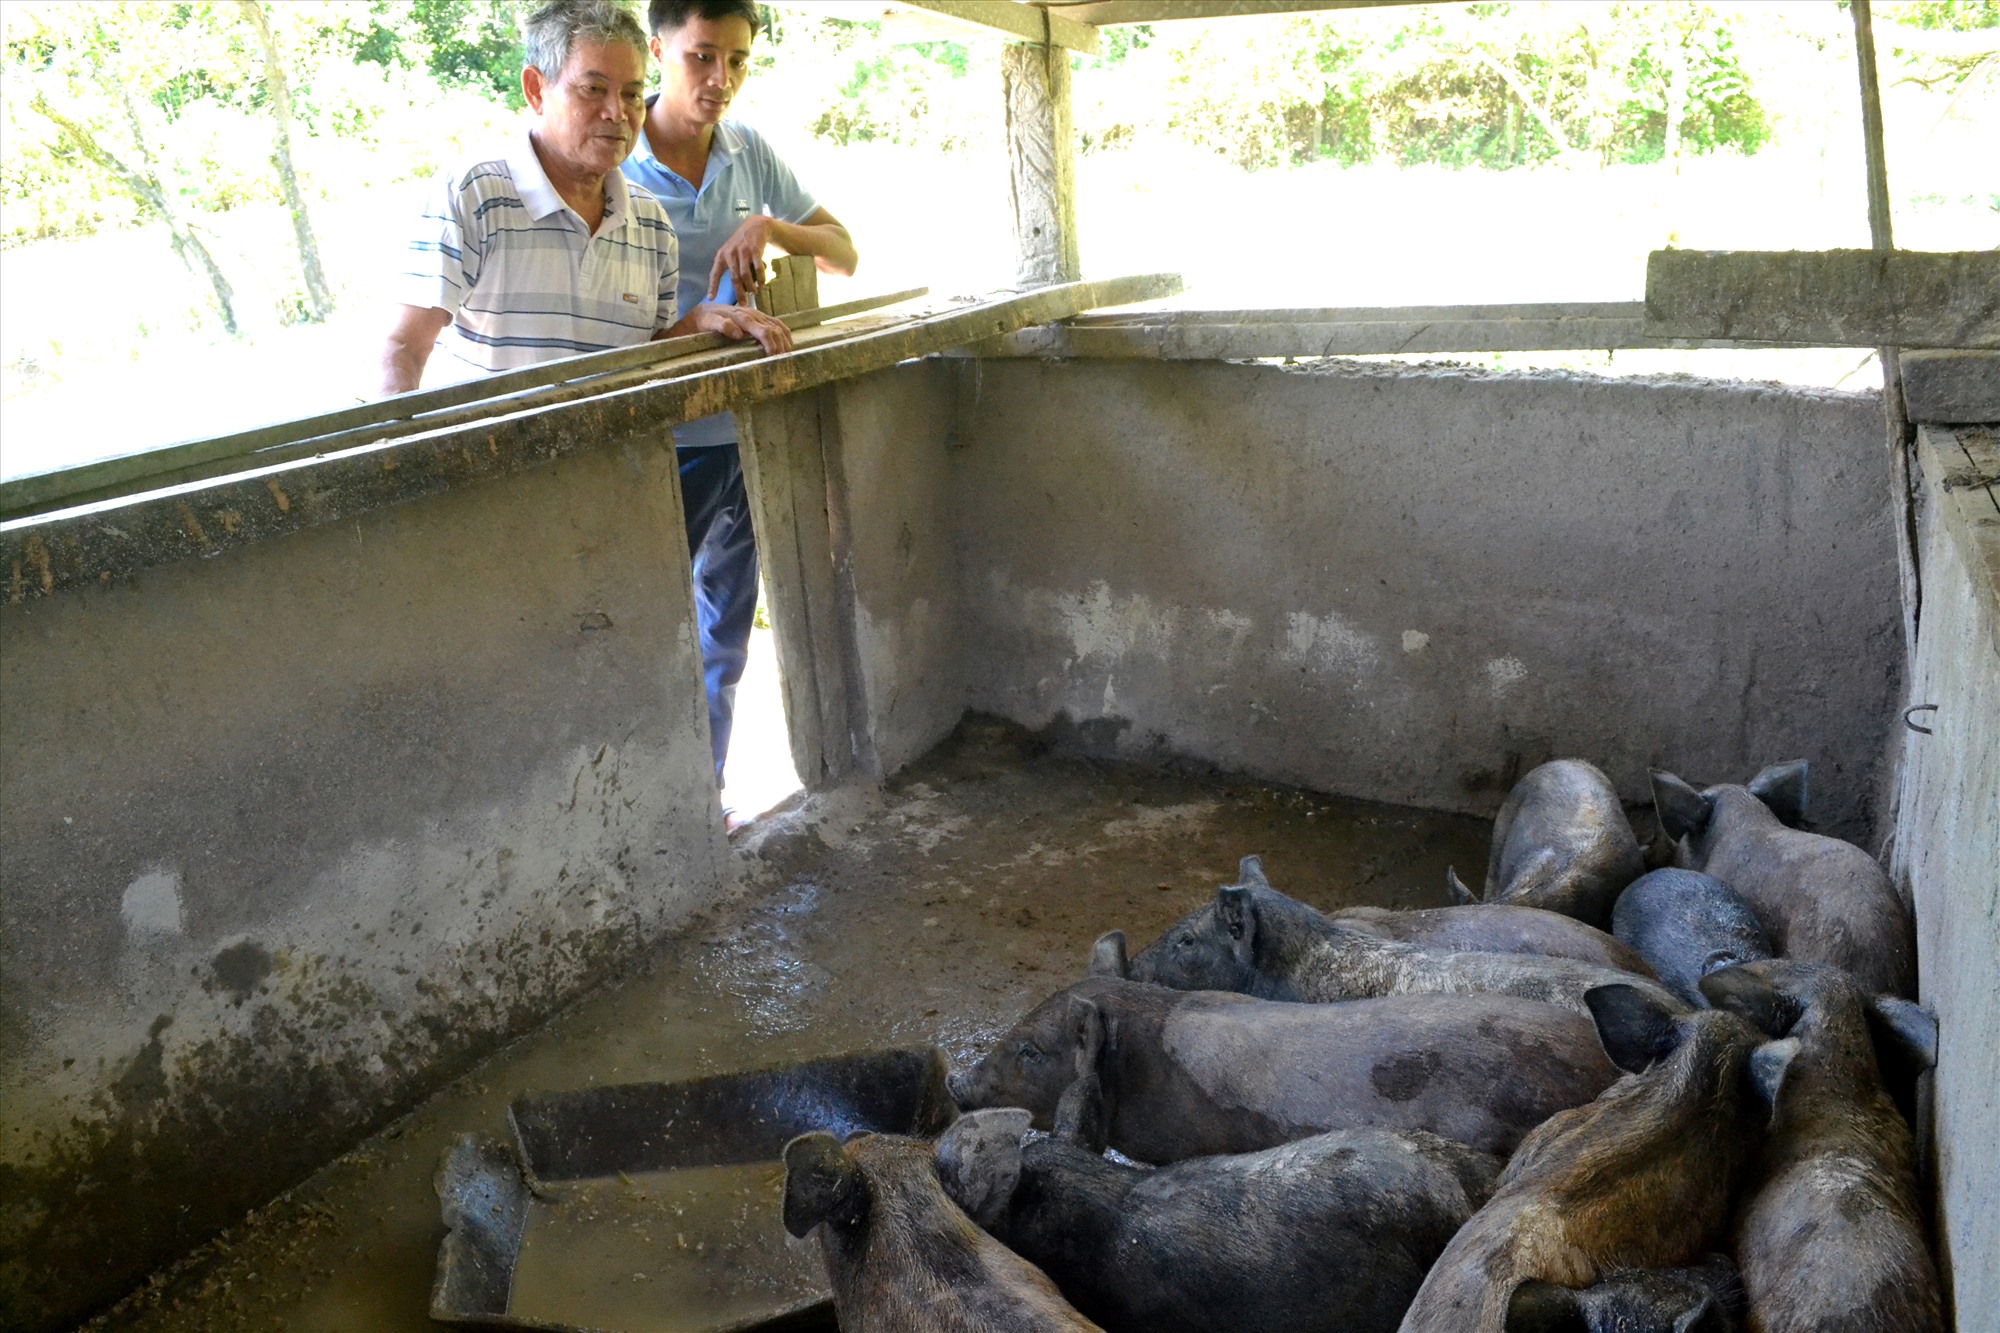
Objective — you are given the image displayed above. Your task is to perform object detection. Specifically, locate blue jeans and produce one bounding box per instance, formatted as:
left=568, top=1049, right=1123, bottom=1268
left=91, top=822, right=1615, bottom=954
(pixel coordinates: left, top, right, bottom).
left=678, top=442, right=758, bottom=786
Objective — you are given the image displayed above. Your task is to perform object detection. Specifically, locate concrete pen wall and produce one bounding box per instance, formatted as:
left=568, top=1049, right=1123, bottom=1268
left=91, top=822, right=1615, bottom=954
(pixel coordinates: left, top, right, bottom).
left=939, top=358, right=1905, bottom=843
left=0, top=441, right=728, bottom=1332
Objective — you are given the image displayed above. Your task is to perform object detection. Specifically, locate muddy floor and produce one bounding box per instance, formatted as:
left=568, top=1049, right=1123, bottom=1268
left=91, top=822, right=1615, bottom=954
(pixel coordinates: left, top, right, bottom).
left=84, top=717, right=1490, bottom=1333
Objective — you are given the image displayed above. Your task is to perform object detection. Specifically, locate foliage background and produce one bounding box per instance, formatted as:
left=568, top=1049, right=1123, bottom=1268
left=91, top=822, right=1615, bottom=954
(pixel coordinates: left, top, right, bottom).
left=0, top=0, right=1995, bottom=477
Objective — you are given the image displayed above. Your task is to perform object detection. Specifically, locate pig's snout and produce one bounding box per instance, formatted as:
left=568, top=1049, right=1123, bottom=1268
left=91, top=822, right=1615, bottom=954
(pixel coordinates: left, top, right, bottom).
left=946, top=1062, right=977, bottom=1108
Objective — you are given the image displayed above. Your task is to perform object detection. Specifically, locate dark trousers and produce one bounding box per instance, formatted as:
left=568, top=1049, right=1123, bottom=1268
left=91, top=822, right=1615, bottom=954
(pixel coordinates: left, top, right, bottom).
left=678, top=442, right=759, bottom=786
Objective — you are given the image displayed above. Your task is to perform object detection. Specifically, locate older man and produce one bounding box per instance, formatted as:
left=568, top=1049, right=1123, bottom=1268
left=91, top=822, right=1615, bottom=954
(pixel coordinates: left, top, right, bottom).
left=378, top=0, right=789, bottom=826
left=378, top=0, right=788, bottom=392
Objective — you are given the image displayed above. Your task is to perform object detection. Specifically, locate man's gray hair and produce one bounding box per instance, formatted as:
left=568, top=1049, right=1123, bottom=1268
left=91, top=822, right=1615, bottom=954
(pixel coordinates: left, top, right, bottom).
left=524, top=0, right=648, bottom=81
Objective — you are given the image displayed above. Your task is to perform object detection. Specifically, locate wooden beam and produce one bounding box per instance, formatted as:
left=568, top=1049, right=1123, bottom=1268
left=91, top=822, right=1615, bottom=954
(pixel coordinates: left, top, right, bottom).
left=1643, top=250, right=2000, bottom=350
left=0, top=286, right=928, bottom=522
left=1047, top=0, right=1424, bottom=25
left=1, top=272, right=1181, bottom=601
left=1852, top=0, right=1922, bottom=667
left=897, top=2, right=1099, bottom=54
left=1004, top=41, right=1080, bottom=286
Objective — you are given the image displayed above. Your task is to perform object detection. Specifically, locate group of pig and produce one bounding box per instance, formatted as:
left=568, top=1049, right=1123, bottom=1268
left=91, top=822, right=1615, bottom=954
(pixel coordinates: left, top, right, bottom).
left=779, top=759, right=1943, bottom=1332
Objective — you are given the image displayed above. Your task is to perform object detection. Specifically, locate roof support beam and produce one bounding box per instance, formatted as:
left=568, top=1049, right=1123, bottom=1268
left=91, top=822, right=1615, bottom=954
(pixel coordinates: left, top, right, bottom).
left=895, top=2, right=1100, bottom=54
left=1046, top=1, right=1423, bottom=26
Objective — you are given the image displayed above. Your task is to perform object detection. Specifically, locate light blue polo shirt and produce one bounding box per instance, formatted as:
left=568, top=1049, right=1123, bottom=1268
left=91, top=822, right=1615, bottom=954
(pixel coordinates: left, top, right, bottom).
left=622, top=110, right=819, bottom=449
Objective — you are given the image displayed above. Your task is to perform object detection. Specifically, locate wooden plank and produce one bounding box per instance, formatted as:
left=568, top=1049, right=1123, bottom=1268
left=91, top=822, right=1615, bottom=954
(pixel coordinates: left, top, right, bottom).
left=0, top=285, right=929, bottom=520
left=740, top=390, right=853, bottom=786
left=1, top=273, right=1183, bottom=600
left=5, top=313, right=912, bottom=521
left=1004, top=41, right=1080, bottom=286
left=898, top=1, right=1099, bottom=53
left=1049, top=0, right=1424, bottom=25
left=1852, top=0, right=1922, bottom=668
left=1071, top=301, right=1649, bottom=328
left=1643, top=250, right=2000, bottom=350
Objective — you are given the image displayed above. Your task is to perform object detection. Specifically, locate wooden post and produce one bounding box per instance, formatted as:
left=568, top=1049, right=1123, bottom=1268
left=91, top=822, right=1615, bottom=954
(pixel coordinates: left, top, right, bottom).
left=1852, top=0, right=1921, bottom=660
left=1003, top=36, right=1080, bottom=287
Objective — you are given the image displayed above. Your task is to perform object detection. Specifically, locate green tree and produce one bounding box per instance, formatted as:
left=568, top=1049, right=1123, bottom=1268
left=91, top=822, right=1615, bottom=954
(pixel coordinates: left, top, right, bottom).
left=238, top=0, right=334, bottom=322
left=8, top=5, right=241, bottom=332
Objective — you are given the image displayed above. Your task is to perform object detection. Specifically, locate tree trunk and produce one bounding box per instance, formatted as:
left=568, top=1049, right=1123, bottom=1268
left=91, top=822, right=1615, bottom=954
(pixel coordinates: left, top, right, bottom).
left=239, top=0, right=332, bottom=321
left=29, top=92, right=239, bottom=336
left=1661, top=29, right=1689, bottom=173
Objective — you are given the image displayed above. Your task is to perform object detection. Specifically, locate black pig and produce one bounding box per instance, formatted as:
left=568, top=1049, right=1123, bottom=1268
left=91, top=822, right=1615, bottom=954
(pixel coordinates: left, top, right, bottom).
left=1399, top=985, right=1793, bottom=1332
left=1451, top=759, right=1645, bottom=929
left=935, top=1100, right=1497, bottom=1333
left=1612, top=868, right=1772, bottom=1008
left=1651, top=763, right=1915, bottom=996
left=1125, top=857, right=1683, bottom=1019
left=1699, top=960, right=1943, bottom=1333
left=780, top=1129, right=1102, bottom=1332
left=1505, top=1254, right=1744, bottom=1332
left=950, top=976, right=1617, bottom=1160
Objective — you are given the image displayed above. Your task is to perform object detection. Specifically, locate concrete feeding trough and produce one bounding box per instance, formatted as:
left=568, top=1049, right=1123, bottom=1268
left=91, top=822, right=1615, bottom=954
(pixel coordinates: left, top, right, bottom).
left=431, top=1047, right=956, bottom=1331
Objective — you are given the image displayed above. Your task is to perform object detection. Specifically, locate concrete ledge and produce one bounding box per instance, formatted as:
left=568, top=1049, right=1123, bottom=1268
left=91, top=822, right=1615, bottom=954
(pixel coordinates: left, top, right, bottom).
left=1903, top=351, right=2000, bottom=424
left=1894, top=426, right=2000, bottom=1330
left=1645, top=249, right=2000, bottom=349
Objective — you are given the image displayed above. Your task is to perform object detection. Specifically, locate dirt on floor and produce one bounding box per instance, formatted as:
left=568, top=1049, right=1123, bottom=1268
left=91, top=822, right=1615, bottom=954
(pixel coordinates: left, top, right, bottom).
left=83, top=716, right=1491, bottom=1333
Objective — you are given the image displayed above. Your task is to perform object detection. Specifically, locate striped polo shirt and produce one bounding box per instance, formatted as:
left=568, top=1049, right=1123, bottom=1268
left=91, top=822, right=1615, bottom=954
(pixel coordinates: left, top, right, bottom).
left=398, top=128, right=680, bottom=378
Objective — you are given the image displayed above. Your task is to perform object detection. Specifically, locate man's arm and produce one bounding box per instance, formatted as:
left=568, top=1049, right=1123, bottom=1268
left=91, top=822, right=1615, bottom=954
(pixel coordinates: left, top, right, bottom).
left=662, top=300, right=793, bottom=356
left=377, top=304, right=453, bottom=398
left=707, top=206, right=857, bottom=301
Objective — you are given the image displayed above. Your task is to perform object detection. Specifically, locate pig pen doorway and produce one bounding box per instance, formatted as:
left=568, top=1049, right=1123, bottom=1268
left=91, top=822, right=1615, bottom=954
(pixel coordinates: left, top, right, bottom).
left=720, top=582, right=803, bottom=827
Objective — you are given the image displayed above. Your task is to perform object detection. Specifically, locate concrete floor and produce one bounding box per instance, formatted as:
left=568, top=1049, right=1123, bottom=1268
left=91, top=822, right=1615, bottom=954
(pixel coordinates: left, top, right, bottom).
left=81, top=718, right=1490, bottom=1333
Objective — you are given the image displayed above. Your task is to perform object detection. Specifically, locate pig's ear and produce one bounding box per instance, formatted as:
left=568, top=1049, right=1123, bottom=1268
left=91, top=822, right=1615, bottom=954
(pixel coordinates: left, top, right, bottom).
left=1445, top=866, right=1479, bottom=905
left=1237, top=854, right=1271, bottom=887
left=1069, top=995, right=1106, bottom=1076
left=1675, top=1293, right=1727, bottom=1333
left=1744, top=1038, right=1798, bottom=1116
left=782, top=1132, right=867, bottom=1238
left=1747, top=760, right=1808, bottom=828
left=1217, top=884, right=1258, bottom=954
left=1586, top=983, right=1682, bottom=1074
left=1698, top=966, right=1794, bottom=1036
left=1504, top=1280, right=1589, bottom=1333
left=1650, top=770, right=1713, bottom=842
left=1088, top=931, right=1129, bottom=979
left=1866, top=996, right=1938, bottom=1073
left=934, top=1108, right=1029, bottom=1226
left=1054, top=1072, right=1109, bottom=1153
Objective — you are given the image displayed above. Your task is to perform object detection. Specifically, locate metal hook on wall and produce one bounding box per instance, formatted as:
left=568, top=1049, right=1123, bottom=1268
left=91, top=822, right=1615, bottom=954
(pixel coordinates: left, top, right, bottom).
left=1903, top=704, right=1939, bottom=736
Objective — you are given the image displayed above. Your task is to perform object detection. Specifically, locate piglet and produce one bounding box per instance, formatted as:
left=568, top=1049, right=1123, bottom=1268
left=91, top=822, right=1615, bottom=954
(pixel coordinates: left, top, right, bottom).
left=936, top=1098, right=1495, bottom=1333
left=1505, top=1254, right=1744, bottom=1332
left=781, top=1130, right=1102, bottom=1332
left=1700, top=959, right=1943, bottom=1333
left=950, top=976, right=1617, bottom=1161
left=1651, top=762, right=1915, bottom=996
left=1612, top=868, right=1772, bottom=1008
left=1450, top=759, right=1645, bottom=929
left=1398, top=985, right=1793, bottom=1332
left=1123, top=856, right=1682, bottom=1020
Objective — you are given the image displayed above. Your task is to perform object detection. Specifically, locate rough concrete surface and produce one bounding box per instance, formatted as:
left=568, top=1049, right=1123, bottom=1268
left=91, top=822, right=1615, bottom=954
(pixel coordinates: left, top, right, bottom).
left=946, top=358, right=1904, bottom=842
left=0, top=446, right=727, bottom=1332
left=830, top=366, right=966, bottom=776
left=75, top=718, right=1491, bottom=1332
left=1893, top=426, right=2000, bottom=1330
left=1902, top=350, right=2000, bottom=425
left=1644, top=248, right=2000, bottom=349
